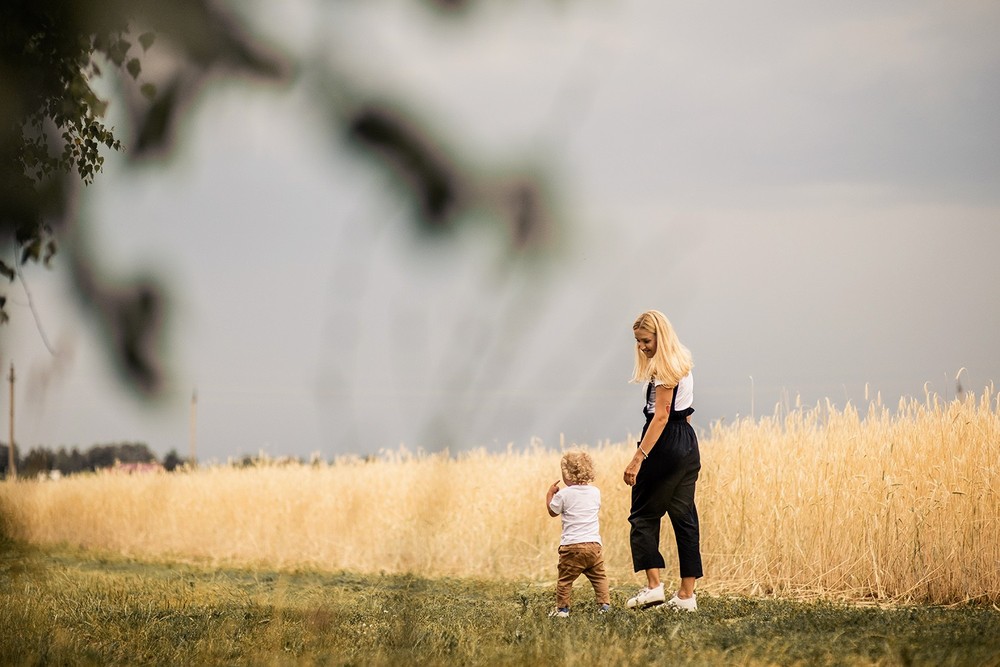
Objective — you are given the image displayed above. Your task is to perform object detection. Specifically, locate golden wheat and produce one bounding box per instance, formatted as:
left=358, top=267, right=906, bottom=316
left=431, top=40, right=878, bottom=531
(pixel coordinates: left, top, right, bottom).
left=2, top=389, right=997, bottom=604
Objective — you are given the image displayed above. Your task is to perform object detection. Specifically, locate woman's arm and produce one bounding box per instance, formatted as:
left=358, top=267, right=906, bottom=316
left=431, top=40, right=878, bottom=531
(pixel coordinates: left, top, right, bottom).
left=623, top=384, right=674, bottom=486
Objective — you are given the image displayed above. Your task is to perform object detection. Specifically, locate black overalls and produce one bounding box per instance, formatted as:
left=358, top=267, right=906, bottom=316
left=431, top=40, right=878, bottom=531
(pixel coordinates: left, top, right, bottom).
left=628, top=380, right=703, bottom=578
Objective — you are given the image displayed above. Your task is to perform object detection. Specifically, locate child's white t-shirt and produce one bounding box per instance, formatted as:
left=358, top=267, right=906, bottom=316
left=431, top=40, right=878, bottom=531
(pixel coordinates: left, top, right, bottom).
left=548, top=484, right=602, bottom=546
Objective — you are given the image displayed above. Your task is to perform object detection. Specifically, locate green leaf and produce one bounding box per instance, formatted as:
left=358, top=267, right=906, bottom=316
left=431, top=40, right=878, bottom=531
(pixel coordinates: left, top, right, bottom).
left=21, top=240, right=41, bottom=264
left=140, top=83, right=157, bottom=101
left=139, top=32, right=156, bottom=51
left=127, top=58, right=141, bottom=79
left=108, top=47, right=125, bottom=67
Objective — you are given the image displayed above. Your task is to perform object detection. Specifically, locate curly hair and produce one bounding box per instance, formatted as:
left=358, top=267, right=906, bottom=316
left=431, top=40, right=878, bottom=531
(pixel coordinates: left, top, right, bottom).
left=560, top=450, right=596, bottom=485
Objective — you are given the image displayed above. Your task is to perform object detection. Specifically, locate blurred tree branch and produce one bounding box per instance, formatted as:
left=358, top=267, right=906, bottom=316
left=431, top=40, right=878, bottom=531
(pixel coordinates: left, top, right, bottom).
left=1, top=0, right=559, bottom=396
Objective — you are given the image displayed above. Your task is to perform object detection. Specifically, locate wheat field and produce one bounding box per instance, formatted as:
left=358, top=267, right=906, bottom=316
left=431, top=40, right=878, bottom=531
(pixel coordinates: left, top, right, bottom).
left=1, top=389, right=997, bottom=605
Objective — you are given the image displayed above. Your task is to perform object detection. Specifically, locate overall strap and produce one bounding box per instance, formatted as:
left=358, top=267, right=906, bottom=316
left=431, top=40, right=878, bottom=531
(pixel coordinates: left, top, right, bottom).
left=668, top=376, right=695, bottom=422
left=643, top=382, right=655, bottom=420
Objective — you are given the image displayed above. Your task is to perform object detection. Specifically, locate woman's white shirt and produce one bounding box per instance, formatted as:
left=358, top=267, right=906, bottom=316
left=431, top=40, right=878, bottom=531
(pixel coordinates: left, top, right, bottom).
left=647, top=372, right=694, bottom=412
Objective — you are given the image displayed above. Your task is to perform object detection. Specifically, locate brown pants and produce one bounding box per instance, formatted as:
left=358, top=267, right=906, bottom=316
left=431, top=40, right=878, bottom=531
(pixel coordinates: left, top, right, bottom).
left=556, top=542, right=610, bottom=608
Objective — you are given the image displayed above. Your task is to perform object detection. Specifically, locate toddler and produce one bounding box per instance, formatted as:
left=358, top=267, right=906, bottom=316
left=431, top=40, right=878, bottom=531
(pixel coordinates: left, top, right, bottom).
left=546, top=450, right=611, bottom=617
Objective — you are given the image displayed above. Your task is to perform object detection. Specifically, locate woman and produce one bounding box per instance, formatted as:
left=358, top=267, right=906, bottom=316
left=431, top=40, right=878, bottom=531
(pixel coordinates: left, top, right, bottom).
left=622, top=310, right=702, bottom=612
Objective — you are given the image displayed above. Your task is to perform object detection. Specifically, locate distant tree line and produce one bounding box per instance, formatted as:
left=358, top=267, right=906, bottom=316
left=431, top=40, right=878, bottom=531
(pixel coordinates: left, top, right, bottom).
left=0, top=442, right=186, bottom=479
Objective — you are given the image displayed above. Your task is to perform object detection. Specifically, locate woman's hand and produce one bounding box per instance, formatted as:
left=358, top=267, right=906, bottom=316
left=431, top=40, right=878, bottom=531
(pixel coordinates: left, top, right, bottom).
left=623, top=453, right=642, bottom=486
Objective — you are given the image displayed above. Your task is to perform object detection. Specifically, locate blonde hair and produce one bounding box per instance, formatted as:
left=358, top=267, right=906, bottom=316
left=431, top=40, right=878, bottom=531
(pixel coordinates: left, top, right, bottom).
left=560, top=450, right=595, bottom=485
left=631, top=309, right=693, bottom=386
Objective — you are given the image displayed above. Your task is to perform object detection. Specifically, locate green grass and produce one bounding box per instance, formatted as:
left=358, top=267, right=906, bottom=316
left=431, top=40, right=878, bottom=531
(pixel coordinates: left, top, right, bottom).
left=1, top=537, right=998, bottom=666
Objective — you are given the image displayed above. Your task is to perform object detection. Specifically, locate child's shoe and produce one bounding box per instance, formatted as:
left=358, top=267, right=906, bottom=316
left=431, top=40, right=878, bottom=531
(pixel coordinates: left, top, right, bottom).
left=548, top=607, right=570, bottom=618
left=625, top=584, right=665, bottom=609
left=666, top=593, right=697, bottom=612
left=598, top=603, right=611, bottom=613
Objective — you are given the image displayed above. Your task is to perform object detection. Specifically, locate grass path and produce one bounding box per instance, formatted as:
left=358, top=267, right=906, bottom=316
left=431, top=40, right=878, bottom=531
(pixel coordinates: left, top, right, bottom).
left=2, top=538, right=998, bottom=666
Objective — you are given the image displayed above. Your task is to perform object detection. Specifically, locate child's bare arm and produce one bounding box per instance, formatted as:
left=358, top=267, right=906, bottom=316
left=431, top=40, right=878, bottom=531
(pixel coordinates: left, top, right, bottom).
left=546, top=481, right=560, bottom=517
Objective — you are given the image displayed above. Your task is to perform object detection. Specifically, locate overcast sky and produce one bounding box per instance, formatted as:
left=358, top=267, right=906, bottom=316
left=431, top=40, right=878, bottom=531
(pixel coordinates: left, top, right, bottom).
left=3, top=0, right=999, bottom=461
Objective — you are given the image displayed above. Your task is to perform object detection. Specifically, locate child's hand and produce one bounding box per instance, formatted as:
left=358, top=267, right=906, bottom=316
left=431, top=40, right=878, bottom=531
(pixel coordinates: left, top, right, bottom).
left=545, top=480, right=561, bottom=517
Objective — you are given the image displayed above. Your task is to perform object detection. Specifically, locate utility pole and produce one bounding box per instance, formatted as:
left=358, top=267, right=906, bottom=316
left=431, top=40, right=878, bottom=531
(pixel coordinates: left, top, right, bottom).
left=7, top=363, right=15, bottom=481
left=189, top=388, right=197, bottom=469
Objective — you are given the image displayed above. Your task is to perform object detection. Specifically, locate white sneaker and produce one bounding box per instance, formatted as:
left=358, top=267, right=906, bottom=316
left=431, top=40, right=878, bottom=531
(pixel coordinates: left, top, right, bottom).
left=666, top=593, right=697, bottom=612
left=626, top=584, right=665, bottom=609
left=548, top=608, right=570, bottom=618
